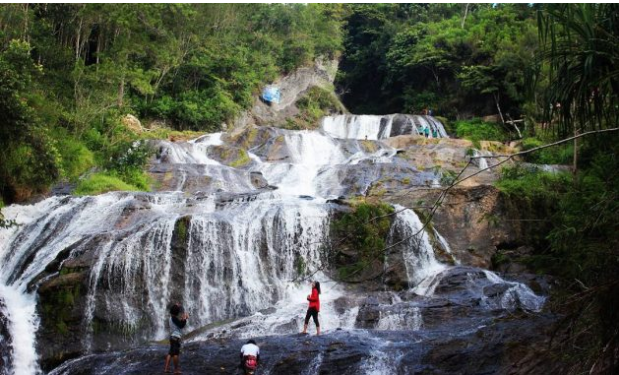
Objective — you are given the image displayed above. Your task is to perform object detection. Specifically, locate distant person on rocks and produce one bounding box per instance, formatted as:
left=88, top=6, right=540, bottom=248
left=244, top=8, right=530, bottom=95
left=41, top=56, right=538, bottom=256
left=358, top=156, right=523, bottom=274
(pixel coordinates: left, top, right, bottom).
left=164, top=302, right=189, bottom=374
left=301, top=281, right=321, bottom=335
left=432, top=128, right=438, bottom=138
left=424, top=127, right=430, bottom=138
left=240, top=339, right=260, bottom=374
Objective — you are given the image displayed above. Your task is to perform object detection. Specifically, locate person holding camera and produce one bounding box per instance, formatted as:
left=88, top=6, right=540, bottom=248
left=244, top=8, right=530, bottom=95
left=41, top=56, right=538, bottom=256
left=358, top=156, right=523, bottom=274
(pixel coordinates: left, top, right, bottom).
left=164, top=302, right=189, bottom=374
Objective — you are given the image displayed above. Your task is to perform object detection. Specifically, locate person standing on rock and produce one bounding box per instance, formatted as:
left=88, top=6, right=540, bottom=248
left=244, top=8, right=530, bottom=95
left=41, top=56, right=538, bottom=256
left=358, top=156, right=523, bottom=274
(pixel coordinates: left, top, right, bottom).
left=301, top=281, right=321, bottom=335
left=164, top=302, right=189, bottom=374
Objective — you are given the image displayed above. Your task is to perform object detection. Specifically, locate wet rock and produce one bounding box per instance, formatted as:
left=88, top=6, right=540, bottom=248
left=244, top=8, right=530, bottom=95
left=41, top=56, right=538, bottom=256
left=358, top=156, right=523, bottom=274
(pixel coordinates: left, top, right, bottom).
left=483, top=283, right=511, bottom=298
left=0, top=298, right=12, bottom=373
left=355, top=294, right=394, bottom=329
left=249, top=172, right=269, bottom=189
left=48, top=315, right=559, bottom=375
left=50, top=182, right=76, bottom=196
left=207, top=145, right=251, bottom=168
left=36, top=264, right=89, bottom=371
left=384, top=185, right=535, bottom=268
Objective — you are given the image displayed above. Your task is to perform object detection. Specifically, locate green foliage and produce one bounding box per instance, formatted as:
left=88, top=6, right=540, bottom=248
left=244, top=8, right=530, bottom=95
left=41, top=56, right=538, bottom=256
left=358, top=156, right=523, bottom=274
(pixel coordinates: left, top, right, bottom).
left=0, top=198, right=16, bottom=229
left=295, top=256, right=307, bottom=277
left=520, top=137, right=573, bottom=165
left=338, top=4, right=539, bottom=118
left=53, top=131, right=95, bottom=181
left=74, top=173, right=142, bottom=196
left=0, top=40, right=60, bottom=201
left=285, top=86, right=345, bottom=129
left=496, top=166, right=570, bottom=200
left=538, top=4, right=619, bottom=137
left=439, top=170, right=457, bottom=186
left=0, top=4, right=343, bottom=203
left=174, top=216, right=191, bottom=244
left=333, top=201, right=394, bottom=279
left=455, top=118, right=508, bottom=143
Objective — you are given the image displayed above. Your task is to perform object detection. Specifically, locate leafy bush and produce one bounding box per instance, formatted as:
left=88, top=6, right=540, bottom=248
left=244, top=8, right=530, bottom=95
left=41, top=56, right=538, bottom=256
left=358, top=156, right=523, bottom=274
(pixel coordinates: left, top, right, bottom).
left=52, top=130, right=95, bottom=181
left=290, top=86, right=345, bottom=129
left=455, top=118, right=508, bottom=143
left=333, top=201, right=394, bottom=279
left=496, top=165, right=570, bottom=201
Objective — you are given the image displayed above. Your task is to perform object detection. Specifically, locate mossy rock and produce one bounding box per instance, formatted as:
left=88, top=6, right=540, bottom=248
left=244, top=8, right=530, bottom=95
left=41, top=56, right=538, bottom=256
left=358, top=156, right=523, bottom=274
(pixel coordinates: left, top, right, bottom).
left=174, top=216, right=192, bottom=245
left=208, top=145, right=251, bottom=168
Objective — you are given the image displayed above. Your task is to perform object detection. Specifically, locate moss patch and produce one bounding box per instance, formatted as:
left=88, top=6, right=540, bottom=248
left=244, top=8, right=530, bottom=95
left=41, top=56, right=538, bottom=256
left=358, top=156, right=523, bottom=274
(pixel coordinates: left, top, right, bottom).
left=74, top=173, right=142, bottom=195
left=332, top=200, right=395, bottom=281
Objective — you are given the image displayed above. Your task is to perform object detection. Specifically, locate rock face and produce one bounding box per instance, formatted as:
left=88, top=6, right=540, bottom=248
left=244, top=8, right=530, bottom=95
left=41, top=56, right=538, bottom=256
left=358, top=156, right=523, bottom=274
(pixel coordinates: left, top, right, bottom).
left=383, top=185, right=531, bottom=269
left=234, top=58, right=342, bottom=128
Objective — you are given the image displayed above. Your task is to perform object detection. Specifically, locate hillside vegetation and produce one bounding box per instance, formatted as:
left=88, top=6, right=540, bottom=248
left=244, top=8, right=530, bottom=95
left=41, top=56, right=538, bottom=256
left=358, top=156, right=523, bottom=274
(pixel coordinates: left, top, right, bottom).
left=0, top=4, right=343, bottom=203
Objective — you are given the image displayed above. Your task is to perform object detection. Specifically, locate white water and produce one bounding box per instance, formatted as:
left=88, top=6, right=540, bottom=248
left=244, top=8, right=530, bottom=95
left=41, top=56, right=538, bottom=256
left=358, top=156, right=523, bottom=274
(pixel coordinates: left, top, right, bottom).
left=472, top=149, right=493, bottom=170
left=157, top=133, right=223, bottom=165
left=322, top=115, right=394, bottom=140
left=0, top=197, right=70, bottom=375
left=389, top=207, right=446, bottom=288
left=322, top=114, right=449, bottom=140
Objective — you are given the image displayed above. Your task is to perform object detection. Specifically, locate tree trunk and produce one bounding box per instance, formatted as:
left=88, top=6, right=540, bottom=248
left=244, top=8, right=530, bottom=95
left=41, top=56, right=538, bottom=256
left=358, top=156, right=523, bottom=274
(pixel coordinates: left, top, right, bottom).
left=494, top=92, right=505, bottom=125
left=75, top=17, right=83, bottom=62
left=461, top=4, right=470, bottom=29
left=573, top=127, right=578, bottom=174
left=118, top=74, right=125, bottom=108
left=23, top=4, right=29, bottom=42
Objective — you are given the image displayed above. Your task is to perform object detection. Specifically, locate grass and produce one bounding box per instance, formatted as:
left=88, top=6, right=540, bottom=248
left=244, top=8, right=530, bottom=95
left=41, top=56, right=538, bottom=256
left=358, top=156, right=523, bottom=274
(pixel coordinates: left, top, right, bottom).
left=138, top=128, right=206, bottom=142
left=74, top=173, right=142, bottom=196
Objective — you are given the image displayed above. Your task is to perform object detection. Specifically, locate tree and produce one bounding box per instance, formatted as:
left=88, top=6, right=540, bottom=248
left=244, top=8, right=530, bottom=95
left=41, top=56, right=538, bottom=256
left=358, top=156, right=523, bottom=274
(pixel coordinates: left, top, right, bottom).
left=538, top=4, right=619, bottom=137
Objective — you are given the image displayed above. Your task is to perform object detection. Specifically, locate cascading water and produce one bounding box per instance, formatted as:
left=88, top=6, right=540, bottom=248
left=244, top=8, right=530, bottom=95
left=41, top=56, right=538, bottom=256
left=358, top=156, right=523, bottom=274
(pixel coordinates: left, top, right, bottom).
left=472, top=149, right=493, bottom=170
left=322, top=114, right=449, bottom=140
left=0, top=115, right=545, bottom=374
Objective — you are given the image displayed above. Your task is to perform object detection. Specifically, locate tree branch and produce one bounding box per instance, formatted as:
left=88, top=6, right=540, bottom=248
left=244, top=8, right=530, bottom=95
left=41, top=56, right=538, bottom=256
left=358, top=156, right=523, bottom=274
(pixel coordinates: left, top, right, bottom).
left=470, top=127, right=619, bottom=159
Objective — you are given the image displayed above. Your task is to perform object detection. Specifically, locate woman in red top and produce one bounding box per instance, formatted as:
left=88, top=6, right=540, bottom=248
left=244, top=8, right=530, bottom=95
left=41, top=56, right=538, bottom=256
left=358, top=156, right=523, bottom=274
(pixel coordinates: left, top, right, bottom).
left=302, top=281, right=321, bottom=335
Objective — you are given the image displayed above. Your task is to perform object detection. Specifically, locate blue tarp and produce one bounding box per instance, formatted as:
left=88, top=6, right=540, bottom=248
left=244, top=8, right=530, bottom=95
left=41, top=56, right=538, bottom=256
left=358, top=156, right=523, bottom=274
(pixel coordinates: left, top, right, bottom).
left=261, top=86, right=281, bottom=104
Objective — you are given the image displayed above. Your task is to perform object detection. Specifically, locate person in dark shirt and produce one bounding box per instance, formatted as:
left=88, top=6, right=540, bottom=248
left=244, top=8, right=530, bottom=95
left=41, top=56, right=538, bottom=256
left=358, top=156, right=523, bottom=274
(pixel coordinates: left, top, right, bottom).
left=164, top=303, right=189, bottom=374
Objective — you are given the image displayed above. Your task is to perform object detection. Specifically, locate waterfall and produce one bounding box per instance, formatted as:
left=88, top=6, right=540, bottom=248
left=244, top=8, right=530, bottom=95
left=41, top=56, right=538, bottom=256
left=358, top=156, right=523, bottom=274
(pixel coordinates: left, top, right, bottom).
left=472, top=149, right=493, bottom=170
left=389, top=206, right=446, bottom=288
left=0, top=122, right=545, bottom=374
left=322, top=114, right=449, bottom=140
left=388, top=205, right=545, bottom=312
left=156, top=133, right=223, bottom=165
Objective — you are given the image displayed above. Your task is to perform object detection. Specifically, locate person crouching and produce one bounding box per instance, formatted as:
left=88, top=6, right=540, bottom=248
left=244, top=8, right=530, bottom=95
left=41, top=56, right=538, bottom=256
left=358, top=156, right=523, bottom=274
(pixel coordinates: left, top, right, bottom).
left=164, top=303, right=189, bottom=374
